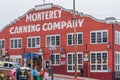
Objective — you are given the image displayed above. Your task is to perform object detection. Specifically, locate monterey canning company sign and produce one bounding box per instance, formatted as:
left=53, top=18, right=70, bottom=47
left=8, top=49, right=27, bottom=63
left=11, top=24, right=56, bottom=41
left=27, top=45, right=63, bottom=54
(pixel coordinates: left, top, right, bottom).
left=9, top=5, right=84, bottom=34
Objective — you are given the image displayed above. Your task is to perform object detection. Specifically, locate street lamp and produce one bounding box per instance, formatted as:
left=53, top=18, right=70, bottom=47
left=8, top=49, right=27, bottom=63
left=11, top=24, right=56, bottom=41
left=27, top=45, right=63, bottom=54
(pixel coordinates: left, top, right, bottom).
left=73, top=0, right=77, bottom=78
left=49, top=45, right=56, bottom=80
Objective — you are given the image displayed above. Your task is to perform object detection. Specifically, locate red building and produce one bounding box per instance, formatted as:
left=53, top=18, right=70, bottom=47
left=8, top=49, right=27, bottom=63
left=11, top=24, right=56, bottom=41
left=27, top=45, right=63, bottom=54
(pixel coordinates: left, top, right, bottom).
left=0, top=3, right=120, bottom=80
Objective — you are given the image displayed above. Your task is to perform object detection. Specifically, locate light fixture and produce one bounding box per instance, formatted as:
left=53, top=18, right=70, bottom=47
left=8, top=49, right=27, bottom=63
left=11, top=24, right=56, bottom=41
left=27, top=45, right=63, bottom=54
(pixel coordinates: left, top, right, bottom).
left=39, top=48, right=44, bottom=54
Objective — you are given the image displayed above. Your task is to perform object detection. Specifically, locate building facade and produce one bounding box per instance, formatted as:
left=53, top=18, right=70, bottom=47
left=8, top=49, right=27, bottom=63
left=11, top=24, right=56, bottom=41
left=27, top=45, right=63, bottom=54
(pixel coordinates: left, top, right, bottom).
left=0, top=3, right=120, bottom=80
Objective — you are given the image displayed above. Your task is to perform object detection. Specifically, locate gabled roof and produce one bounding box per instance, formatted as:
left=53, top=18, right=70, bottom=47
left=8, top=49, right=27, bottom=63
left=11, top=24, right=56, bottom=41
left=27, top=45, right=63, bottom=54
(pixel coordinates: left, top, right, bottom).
left=1, top=3, right=119, bottom=32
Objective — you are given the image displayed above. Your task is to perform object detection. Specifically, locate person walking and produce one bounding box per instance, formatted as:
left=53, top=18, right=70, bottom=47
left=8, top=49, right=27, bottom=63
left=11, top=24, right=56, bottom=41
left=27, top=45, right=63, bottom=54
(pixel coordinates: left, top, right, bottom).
left=32, top=66, right=38, bottom=80
left=24, top=69, right=29, bottom=80
left=16, top=67, right=22, bottom=80
left=43, top=69, right=49, bottom=80
left=40, top=68, right=44, bottom=80
left=10, top=68, right=16, bottom=80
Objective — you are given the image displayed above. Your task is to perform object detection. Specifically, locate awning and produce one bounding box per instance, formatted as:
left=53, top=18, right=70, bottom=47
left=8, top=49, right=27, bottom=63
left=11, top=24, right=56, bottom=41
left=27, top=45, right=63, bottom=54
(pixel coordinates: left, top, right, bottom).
left=24, top=52, right=39, bottom=59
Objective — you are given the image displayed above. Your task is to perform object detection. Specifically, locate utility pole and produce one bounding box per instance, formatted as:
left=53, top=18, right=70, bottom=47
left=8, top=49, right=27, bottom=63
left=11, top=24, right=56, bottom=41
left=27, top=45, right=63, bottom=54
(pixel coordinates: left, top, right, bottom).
left=73, top=0, right=77, bottom=78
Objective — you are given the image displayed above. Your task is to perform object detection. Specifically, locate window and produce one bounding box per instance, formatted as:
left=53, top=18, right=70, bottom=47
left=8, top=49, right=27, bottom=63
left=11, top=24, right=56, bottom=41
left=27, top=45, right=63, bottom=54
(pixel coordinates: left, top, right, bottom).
left=91, top=30, right=108, bottom=44
left=27, top=36, right=40, bottom=48
left=115, top=31, right=120, bottom=45
left=0, top=39, right=5, bottom=48
left=67, top=52, right=83, bottom=72
left=46, top=34, right=60, bottom=47
left=90, top=51, right=108, bottom=72
left=67, top=32, right=83, bottom=45
left=115, top=52, right=120, bottom=71
left=10, top=38, right=22, bottom=49
left=51, top=53, right=60, bottom=65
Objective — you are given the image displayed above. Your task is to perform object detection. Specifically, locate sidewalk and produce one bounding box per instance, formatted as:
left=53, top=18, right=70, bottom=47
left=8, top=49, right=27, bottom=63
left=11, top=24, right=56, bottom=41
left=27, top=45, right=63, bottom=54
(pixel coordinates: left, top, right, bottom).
left=48, top=74, right=98, bottom=80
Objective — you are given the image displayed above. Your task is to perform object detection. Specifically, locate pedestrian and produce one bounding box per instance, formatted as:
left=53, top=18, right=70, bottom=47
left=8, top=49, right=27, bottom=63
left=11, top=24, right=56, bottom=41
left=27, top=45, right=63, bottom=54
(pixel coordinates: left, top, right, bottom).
left=28, top=62, right=31, bottom=68
left=40, top=68, right=44, bottom=80
left=43, top=69, right=49, bottom=80
left=16, top=67, right=22, bottom=80
left=32, top=66, right=38, bottom=80
left=80, top=68, right=83, bottom=77
left=24, top=69, right=29, bottom=80
left=10, top=68, right=16, bottom=80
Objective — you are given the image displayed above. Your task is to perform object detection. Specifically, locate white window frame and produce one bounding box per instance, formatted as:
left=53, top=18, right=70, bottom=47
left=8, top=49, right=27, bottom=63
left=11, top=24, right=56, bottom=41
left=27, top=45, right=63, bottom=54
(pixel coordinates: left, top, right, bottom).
left=46, top=34, right=60, bottom=47
left=10, top=38, right=22, bottom=49
left=27, top=36, right=40, bottom=48
left=50, top=53, right=60, bottom=66
left=115, top=31, right=120, bottom=45
left=90, top=51, right=108, bottom=72
left=90, top=30, right=108, bottom=44
left=67, top=32, right=83, bottom=46
left=67, top=52, right=83, bottom=72
left=115, top=51, right=120, bottom=71
left=0, top=39, right=5, bottom=48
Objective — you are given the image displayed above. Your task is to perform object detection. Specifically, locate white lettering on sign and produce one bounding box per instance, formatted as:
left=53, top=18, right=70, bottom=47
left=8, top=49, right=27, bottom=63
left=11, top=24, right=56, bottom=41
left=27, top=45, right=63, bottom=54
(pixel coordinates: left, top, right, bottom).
left=42, top=19, right=84, bottom=31
left=26, top=9, right=62, bottom=22
left=9, top=19, right=84, bottom=34
left=10, top=24, right=40, bottom=34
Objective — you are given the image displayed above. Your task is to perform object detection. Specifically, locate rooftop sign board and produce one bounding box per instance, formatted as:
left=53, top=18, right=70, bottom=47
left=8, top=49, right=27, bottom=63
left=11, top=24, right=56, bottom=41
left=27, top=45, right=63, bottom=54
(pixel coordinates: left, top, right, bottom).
left=9, top=4, right=84, bottom=34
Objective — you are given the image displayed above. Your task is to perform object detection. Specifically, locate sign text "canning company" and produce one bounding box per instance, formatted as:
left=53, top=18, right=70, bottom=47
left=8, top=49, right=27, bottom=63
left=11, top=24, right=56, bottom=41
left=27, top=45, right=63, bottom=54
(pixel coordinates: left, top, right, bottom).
left=10, top=9, right=84, bottom=34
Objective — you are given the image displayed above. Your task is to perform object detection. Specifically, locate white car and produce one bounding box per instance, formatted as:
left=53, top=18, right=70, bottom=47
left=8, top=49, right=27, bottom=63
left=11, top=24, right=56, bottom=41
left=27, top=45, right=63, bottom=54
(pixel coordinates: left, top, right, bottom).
left=20, top=67, right=31, bottom=72
left=2, top=62, right=20, bottom=69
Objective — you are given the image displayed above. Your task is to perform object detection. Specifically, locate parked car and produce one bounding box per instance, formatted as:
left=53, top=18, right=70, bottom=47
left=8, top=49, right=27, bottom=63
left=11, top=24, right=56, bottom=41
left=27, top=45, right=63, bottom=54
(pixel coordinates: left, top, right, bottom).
left=2, top=62, right=20, bottom=69
left=0, top=61, right=3, bottom=68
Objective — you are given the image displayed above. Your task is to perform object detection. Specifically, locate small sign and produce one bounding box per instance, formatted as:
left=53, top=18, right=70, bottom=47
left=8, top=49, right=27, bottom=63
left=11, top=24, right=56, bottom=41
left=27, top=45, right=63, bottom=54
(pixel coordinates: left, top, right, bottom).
left=49, top=45, right=56, bottom=50
left=61, top=61, right=66, bottom=65
left=61, top=54, right=66, bottom=58
left=84, top=57, right=89, bottom=61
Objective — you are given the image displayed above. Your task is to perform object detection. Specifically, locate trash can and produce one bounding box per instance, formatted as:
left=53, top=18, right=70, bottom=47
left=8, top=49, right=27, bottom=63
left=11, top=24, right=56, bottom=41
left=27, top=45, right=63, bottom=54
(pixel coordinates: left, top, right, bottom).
left=18, top=75, right=27, bottom=80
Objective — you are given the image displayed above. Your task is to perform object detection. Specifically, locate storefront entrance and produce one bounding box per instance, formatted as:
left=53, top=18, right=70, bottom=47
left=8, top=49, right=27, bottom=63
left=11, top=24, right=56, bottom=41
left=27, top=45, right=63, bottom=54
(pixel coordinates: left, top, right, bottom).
left=24, top=52, right=43, bottom=71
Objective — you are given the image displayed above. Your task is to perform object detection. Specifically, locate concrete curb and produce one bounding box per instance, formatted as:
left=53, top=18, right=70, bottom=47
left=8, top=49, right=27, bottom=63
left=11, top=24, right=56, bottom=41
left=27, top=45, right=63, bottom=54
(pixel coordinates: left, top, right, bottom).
left=50, top=74, right=98, bottom=80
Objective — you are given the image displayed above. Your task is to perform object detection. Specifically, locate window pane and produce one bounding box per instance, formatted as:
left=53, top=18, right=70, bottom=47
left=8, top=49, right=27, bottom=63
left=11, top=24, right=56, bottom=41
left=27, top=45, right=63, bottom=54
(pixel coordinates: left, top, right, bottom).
left=78, top=54, right=82, bottom=64
left=51, top=36, right=55, bottom=45
left=68, top=54, right=72, bottom=64
left=68, top=66, right=72, bottom=70
left=0, top=40, right=4, bottom=48
left=103, top=32, right=107, bottom=42
left=91, top=33, right=96, bottom=43
left=56, top=55, right=60, bottom=64
left=56, top=36, right=60, bottom=45
left=11, top=40, right=13, bottom=48
left=97, top=65, right=101, bottom=70
left=15, top=39, right=17, bottom=48
left=36, top=37, right=40, bottom=45
left=32, top=38, right=35, bottom=47
left=18, top=39, right=21, bottom=48
left=91, top=65, right=96, bottom=70
left=47, top=37, right=50, bottom=46
left=78, top=34, right=82, bottom=44
left=91, top=53, right=96, bottom=63
left=97, top=53, right=101, bottom=63
left=28, top=38, right=31, bottom=47
left=78, top=65, right=82, bottom=70
left=97, top=32, right=101, bottom=43
left=103, top=53, right=107, bottom=63
left=103, top=65, right=107, bottom=70
left=68, top=35, right=72, bottom=45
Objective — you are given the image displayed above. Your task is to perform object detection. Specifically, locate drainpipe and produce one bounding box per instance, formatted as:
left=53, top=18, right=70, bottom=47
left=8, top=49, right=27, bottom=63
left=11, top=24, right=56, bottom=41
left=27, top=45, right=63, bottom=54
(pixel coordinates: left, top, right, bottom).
left=112, top=23, right=115, bottom=80
left=105, top=17, right=116, bottom=80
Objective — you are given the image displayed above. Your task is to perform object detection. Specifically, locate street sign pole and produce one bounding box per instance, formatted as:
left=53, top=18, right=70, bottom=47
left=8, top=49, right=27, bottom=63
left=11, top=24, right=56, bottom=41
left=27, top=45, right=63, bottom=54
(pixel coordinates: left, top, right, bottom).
left=49, top=45, right=56, bottom=80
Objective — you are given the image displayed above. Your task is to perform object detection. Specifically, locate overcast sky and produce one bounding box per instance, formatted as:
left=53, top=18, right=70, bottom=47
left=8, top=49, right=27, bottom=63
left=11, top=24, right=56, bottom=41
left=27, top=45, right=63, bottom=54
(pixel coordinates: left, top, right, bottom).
left=0, top=0, right=120, bottom=29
